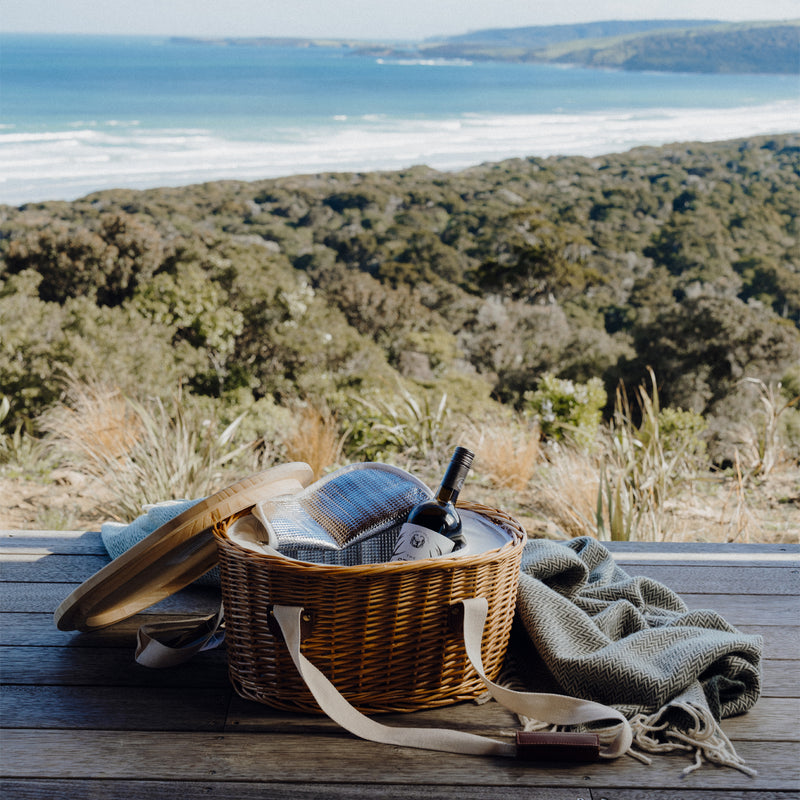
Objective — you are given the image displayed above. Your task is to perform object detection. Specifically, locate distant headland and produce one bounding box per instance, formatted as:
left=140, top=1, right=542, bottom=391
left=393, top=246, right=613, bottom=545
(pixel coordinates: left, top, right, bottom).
left=171, top=18, right=800, bottom=75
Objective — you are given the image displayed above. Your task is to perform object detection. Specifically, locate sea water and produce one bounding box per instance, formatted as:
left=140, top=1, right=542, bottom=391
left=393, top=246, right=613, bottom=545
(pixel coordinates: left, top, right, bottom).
left=1, top=33, right=798, bottom=205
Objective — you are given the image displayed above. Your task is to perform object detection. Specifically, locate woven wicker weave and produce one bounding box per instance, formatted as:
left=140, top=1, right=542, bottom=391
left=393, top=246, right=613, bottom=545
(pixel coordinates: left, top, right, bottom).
left=213, top=501, right=525, bottom=714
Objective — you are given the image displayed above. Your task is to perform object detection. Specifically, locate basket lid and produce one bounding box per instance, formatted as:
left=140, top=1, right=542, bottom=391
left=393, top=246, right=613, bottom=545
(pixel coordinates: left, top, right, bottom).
left=54, top=463, right=314, bottom=632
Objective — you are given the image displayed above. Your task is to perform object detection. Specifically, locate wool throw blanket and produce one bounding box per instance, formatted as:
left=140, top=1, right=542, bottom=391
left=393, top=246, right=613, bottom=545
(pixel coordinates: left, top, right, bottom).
left=508, top=536, right=763, bottom=775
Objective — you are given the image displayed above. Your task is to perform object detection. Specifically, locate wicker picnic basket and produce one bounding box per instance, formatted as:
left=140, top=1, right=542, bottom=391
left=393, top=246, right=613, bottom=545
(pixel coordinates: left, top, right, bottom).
left=213, top=501, right=526, bottom=714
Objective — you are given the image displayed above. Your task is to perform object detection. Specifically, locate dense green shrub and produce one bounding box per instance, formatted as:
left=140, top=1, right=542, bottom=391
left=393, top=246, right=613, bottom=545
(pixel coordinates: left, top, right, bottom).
left=1, top=134, right=798, bottom=466
left=524, top=373, right=606, bottom=449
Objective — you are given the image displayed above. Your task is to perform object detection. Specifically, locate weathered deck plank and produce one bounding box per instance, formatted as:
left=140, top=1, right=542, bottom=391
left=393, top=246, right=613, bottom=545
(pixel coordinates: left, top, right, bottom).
left=0, top=685, right=233, bottom=731
left=4, top=551, right=799, bottom=596
left=0, top=580, right=221, bottom=615
left=0, top=644, right=230, bottom=687
left=1, top=530, right=797, bottom=799
left=3, top=730, right=798, bottom=791
left=0, top=781, right=581, bottom=800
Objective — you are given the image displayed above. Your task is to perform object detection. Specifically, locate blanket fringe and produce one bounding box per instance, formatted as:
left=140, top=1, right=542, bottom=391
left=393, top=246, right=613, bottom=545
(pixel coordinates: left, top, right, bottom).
left=629, top=701, right=757, bottom=778
left=511, top=698, right=754, bottom=774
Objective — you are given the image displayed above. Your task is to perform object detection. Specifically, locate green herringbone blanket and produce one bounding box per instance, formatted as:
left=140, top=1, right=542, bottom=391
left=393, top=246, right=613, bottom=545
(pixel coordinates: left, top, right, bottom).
left=509, top=537, right=762, bottom=775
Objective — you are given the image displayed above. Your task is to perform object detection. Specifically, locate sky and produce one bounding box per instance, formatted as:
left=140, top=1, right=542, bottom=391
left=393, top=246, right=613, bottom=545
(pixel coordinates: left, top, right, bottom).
left=2, top=0, right=799, bottom=40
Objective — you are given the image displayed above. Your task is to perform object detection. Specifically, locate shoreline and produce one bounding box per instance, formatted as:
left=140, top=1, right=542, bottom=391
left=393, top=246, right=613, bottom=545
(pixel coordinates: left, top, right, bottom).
left=2, top=102, right=798, bottom=207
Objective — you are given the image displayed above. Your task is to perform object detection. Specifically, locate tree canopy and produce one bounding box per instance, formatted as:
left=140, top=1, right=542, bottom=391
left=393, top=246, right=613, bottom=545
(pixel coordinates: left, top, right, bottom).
left=2, top=134, right=798, bottom=463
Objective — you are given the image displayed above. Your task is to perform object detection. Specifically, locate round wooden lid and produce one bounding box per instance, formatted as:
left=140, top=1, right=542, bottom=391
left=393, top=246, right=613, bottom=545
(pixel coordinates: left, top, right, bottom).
left=54, top=463, right=315, bottom=632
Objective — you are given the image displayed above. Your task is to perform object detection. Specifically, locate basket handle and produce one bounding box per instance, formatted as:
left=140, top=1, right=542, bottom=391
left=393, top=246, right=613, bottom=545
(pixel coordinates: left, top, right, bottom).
left=271, top=598, right=632, bottom=761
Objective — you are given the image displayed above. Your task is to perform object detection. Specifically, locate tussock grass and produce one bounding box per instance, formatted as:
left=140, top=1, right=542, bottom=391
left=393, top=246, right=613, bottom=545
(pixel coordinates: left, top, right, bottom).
left=285, top=405, right=346, bottom=480
left=41, top=379, right=254, bottom=520
left=41, top=380, right=142, bottom=465
left=596, top=369, right=701, bottom=541
left=529, top=448, right=600, bottom=539
left=735, top=378, right=799, bottom=477
left=466, top=420, right=541, bottom=492
left=5, top=373, right=796, bottom=542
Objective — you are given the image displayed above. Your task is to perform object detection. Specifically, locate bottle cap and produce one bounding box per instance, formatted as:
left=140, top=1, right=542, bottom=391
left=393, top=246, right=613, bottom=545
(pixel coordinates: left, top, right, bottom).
left=442, top=446, right=474, bottom=492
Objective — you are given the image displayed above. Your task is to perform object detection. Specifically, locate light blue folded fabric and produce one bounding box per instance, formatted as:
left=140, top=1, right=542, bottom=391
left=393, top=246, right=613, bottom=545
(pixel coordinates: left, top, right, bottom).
left=101, top=499, right=202, bottom=559
left=100, top=499, right=220, bottom=586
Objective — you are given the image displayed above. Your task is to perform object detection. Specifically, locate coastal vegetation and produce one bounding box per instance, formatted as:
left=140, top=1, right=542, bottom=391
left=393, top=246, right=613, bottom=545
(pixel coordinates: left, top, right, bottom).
left=1, top=134, right=798, bottom=540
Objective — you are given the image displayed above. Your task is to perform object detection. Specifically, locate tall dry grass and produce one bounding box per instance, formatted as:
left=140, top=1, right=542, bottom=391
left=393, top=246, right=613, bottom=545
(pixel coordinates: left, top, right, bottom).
left=41, top=379, right=253, bottom=520
left=465, top=420, right=541, bottom=492
left=529, top=448, right=601, bottom=539
left=41, top=380, right=142, bottom=465
left=18, top=372, right=794, bottom=541
left=716, top=452, right=758, bottom=543
left=736, top=378, right=799, bottom=477
left=284, top=405, right=346, bottom=480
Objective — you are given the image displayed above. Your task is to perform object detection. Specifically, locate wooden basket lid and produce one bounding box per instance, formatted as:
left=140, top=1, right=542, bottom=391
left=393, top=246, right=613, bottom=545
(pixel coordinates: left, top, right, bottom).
left=54, top=462, right=314, bottom=632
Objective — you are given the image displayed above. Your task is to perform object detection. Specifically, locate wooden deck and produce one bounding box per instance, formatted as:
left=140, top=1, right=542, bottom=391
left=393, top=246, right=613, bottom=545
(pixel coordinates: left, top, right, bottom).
left=1, top=529, right=798, bottom=799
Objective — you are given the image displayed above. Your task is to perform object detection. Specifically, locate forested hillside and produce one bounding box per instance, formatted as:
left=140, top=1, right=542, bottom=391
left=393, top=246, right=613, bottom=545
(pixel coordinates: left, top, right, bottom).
left=360, top=20, right=800, bottom=74
left=442, top=19, right=724, bottom=48
left=1, top=134, right=799, bottom=467
left=530, top=22, right=800, bottom=74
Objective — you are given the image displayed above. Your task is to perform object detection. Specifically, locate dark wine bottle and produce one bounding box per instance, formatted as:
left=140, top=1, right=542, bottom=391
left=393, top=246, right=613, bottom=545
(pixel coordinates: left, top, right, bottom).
left=390, top=446, right=475, bottom=561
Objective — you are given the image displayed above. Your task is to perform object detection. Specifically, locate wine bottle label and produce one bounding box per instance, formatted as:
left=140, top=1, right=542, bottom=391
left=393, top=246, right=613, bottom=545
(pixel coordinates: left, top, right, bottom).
left=390, top=523, right=456, bottom=561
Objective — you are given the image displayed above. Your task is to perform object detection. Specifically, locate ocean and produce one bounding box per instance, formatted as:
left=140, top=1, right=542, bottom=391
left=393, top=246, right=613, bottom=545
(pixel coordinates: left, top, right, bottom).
left=1, top=33, right=798, bottom=206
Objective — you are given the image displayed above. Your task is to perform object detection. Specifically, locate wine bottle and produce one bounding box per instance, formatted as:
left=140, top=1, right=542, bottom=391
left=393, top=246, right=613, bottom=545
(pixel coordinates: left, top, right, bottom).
left=390, top=446, right=475, bottom=561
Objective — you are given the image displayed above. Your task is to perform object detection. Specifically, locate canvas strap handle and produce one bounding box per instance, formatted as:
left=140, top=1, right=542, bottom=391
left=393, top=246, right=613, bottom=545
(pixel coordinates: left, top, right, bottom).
left=135, top=597, right=632, bottom=760
left=272, top=598, right=632, bottom=760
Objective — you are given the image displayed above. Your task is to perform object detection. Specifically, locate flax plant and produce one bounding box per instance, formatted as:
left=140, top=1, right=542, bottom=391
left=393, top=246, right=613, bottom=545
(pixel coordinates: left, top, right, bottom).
left=1, top=395, right=54, bottom=476
left=739, top=378, right=799, bottom=476
left=348, top=385, right=450, bottom=464
left=597, top=369, right=697, bottom=541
